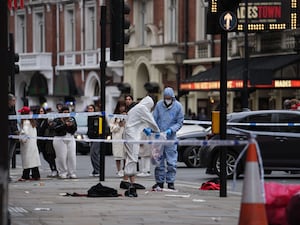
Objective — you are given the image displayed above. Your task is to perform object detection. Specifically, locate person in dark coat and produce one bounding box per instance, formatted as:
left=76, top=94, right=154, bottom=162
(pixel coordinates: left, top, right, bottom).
left=8, top=93, right=19, bottom=181
left=8, top=94, right=19, bottom=162
left=51, top=106, right=77, bottom=179
left=86, top=104, right=101, bottom=177
left=36, top=106, right=58, bottom=177
left=124, top=94, right=137, bottom=113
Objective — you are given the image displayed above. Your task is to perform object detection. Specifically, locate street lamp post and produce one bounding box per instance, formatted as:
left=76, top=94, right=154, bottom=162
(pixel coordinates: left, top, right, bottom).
left=99, top=0, right=106, bottom=181
left=172, top=50, right=185, bottom=99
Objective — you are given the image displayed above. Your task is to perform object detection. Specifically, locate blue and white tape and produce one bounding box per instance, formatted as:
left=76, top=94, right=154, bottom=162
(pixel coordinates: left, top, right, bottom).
left=8, top=134, right=249, bottom=146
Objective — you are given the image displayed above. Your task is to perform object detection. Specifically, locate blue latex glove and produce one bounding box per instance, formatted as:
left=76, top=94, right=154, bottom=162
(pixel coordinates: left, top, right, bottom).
left=143, top=128, right=152, bottom=136
left=165, top=128, right=172, bottom=136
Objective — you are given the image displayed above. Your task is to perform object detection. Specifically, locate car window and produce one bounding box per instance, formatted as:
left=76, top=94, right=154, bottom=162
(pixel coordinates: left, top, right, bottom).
left=278, top=113, right=300, bottom=133
left=74, top=115, right=88, bottom=127
left=235, top=113, right=272, bottom=132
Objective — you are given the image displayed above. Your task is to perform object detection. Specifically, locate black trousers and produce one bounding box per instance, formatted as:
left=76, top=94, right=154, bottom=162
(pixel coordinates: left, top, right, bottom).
left=22, top=167, right=40, bottom=180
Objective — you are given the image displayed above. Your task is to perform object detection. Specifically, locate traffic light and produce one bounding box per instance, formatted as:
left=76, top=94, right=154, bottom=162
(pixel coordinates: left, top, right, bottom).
left=8, top=33, right=20, bottom=76
left=110, top=0, right=131, bottom=61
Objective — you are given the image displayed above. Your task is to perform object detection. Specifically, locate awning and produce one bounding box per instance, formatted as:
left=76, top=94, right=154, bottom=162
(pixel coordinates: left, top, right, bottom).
left=27, top=72, right=48, bottom=96
left=53, top=71, right=80, bottom=96
left=181, top=54, right=300, bottom=91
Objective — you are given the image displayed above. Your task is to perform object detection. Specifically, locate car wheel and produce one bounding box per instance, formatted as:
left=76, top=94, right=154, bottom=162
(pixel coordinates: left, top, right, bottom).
left=212, top=151, right=240, bottom=179
left=182, top=146, right=202, bottom=168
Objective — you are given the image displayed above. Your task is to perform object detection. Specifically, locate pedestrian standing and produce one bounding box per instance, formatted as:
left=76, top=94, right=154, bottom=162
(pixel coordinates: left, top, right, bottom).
left=36, top=106, right=58, bottom=177
left=137, top=132, right=152, bottom=177
left=8, top=94, right=19, bottom=169
left=18, top=106, right=41, bottom=181
left=52, top=106, right=77, bottom=179
left=120, top=96, right=159, bottom=197
left=152, top=87, right=184, bottom=190
left=86, top=104, right=101, bottom=177
left=109, top=101, right=126, bottom=177
left=124, top=94, right=137, bottom=113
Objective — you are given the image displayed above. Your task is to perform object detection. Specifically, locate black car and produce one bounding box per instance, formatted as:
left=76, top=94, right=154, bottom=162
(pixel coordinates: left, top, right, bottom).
left=200, top=110, right=300, bottom=178
left=176, top=120, right=210, bottom=168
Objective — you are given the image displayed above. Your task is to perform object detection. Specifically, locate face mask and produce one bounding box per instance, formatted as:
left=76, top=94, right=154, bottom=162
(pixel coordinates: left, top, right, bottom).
left=164, top=99, right=172, bottom=105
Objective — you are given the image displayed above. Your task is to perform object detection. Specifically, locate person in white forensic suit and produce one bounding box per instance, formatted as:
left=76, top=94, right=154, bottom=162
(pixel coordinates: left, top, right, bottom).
left=120, top=96, right=159, bottom=197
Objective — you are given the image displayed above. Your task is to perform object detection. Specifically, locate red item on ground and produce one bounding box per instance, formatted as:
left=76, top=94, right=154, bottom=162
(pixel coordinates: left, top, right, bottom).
left=264, top=182, right=300, bottom=225
left=199, top=179, right=220, bottom=190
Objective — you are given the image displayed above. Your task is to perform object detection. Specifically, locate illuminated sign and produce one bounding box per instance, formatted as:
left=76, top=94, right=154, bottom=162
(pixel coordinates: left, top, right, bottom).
left=207, top=0, right=299, bottom=32
left=181, top=80, right=300, bottom=91
left=237, top=0, right=298, bottom=31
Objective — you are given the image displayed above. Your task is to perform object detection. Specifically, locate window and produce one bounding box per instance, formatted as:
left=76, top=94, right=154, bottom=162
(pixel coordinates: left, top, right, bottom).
left=165, top=0, right=177, bottom=43
left=65, top=7, right=75, bottom=51
left=15, top=13, right=26, bottom=53
left=134, top=0, right=152, bottom=46
left=167, top=0, right=178, bottom=43
left=85, top=5, right=96, bottom=50
left=235, top=113, right=272, bottom=131
left=139, top=0, right=147, bottom=46
left=33, top=9, right=45, bottom=52
left=278, top=113, right=300, bottom=133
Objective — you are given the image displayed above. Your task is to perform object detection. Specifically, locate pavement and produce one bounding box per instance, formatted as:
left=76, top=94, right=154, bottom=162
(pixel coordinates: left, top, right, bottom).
left=8, top=163, right=242, bottom=225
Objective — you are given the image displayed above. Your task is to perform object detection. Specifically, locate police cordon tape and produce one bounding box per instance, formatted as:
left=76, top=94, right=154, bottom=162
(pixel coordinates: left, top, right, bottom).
left=8, top=134, right=249, bottom=146
left=8, top=112, right=300, bottom=127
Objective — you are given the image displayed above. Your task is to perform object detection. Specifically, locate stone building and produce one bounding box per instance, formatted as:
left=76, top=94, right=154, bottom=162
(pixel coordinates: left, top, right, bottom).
left=8, top=0, right=300, bottom=118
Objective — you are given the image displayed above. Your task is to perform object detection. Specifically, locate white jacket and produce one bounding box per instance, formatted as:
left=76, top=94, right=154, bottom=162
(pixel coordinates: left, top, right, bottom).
left=20, top=120, right=41, bottom=169
left=124, top=96, right=159, bottom=141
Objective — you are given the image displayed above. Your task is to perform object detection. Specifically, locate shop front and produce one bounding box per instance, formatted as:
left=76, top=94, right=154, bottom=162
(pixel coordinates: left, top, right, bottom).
left=181, top=54, right=300, bottom=116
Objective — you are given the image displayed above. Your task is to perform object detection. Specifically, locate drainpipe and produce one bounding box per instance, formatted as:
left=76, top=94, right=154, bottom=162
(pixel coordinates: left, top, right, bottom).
left=183, top=0, right=189, bottom=113
left=56, top=2, right=60, bottom=72
left=80, top=0, right=84, bottom=82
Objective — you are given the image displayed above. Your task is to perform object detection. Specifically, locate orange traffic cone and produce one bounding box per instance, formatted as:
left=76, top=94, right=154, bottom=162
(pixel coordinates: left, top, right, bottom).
left=238, top=142, right=268, bottom=225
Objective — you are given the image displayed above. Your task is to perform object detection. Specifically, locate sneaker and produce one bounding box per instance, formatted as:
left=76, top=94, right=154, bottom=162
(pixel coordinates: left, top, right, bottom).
left=58, top=174, right=67, bottom=179
left=48, top=171, right=58, bottom=178
left=125, top=185, right=138, bottom=197
left=120, top=180, right=130, bottom=189
left=89, top=173, right=99, bottom=177
left=137, top=172, right=151, bottom=177
left=152, top=183, right=164, bottom=191
left=69, top=174, right=77, bottom=179
left=117, top=170, right=124, bottom=177
left=167, top=183, right=175, bottom=190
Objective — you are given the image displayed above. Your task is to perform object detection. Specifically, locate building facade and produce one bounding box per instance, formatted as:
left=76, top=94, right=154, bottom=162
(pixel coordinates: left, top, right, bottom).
left=8, top=0, right=300, bottom=118
left=9, top=0, right=122, bottom=113
left=124, top=0, right=300, bottom=119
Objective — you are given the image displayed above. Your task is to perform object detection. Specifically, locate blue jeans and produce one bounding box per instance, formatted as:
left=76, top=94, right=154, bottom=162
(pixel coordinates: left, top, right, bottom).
left=154, top=144, right=178, bottom=184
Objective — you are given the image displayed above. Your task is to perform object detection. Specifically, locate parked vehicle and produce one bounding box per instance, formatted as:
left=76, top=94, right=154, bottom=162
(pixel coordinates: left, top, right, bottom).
left=200, top=110, right=300, bottom=178
left=74, top=115, right=90, bottom=155
left=176, top=120, right=210, bottom=168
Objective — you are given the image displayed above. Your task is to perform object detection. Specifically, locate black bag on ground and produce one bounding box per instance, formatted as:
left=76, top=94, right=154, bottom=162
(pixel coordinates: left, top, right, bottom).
left=87, top=183, right=119, bottom=197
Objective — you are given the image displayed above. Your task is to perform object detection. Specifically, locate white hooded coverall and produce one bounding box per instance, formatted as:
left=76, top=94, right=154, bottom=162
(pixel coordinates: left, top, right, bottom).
left=123, top=96, right=159, bottom=176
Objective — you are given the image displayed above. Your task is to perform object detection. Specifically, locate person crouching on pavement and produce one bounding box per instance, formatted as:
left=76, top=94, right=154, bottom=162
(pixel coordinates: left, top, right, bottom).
left=120, top=96, right=159, bottom=197
left=18, top=106, right=41, bottom=181
left=152, top=87, right=184, bottom=190
left=51, top=106, right=77, bottom=179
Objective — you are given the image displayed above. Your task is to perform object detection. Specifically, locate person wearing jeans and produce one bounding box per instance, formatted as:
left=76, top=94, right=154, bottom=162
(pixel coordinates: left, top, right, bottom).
left=152, top=87, right=184, bottom=190
left=86, top=104, right=101, bottom=177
